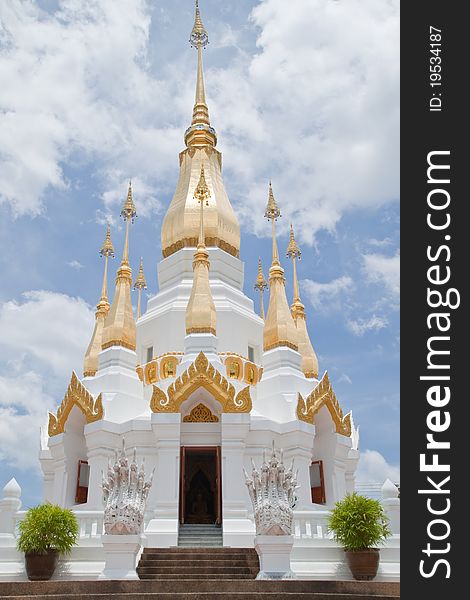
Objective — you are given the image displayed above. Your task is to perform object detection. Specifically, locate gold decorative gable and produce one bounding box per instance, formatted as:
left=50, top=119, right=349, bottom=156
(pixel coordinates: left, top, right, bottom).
left=48, top=372, right=103, bottom=437
left=296, top=372, right=351, bottom=437
left=150, top=351, right=251, bottom=414
left=183, top=403, right=219, bottom=423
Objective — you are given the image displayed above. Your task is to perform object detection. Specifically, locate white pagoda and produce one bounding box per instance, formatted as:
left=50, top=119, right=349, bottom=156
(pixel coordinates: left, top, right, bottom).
left=39, top=0, right=360, bottom=550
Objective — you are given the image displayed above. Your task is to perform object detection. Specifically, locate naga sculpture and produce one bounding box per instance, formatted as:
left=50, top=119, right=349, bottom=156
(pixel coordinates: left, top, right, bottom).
left=244, top=442, right=298, bottom=536
left=102, top=440, right=154, bottom=535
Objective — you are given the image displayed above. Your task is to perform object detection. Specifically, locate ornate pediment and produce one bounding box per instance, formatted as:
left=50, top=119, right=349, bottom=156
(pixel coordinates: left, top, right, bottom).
left=150, top=351, right=251, bottom=414
left=296, top=371, right=351, bottom=437
left=48, top=372, right=103, bottom=437
left=183, top=403, right=219, bottom=422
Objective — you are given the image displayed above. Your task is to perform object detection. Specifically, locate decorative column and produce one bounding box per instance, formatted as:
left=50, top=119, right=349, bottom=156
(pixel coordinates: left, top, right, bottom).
left=145, top=413, right=182, bottom=547
left=221, top=413, right=255, bottom=547
left=245, top=443, right=297, bottom=579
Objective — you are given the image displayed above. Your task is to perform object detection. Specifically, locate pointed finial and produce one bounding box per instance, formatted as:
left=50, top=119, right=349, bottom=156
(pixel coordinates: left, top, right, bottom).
left=190, top=0, right=209, bottom=48
left=286, top=224, right=301, bottom=259
left=121, top=180, right=137, bottom=223
left=264, top=181, right=281, bottom=220
left=194, top=164, right=211, bottom=205
left=254, top=258, right=268, bottom=292
left=100, top=225, right=115, bottom=258
left=133, top=257, right=147, bottom=291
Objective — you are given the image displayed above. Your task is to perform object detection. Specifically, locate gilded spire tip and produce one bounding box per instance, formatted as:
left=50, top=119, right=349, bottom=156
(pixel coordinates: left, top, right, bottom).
left=254, top=257, right=268, bottom=292
left=100, top=224, right=115, bottom=258
left=121, top=180, right=137, bottom=222
left=190, top=0, right=209, bottom=48
left=286, top=223, right=301, bottom=259
left=264, top=181, right=281, bottom=220
left=133, top=257, right=147, bottom=290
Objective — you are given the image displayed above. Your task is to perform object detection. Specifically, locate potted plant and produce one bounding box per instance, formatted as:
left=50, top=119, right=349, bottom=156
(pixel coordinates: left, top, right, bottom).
left=17, top=503, right=79, bottom=581
left=328, top=492, right=391, bottom=581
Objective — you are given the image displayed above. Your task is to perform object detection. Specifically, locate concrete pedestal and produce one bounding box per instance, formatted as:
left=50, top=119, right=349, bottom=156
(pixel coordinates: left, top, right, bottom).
left=254, top=535, right=296, bottom=580
left=99, top=534, right=142, bottom=580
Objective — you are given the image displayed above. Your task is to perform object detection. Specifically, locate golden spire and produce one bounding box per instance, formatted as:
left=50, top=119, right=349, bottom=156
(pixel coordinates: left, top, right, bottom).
left=286, top=225, right=318, bottom=378
left=254, top=257, right=268, bottom=320
left=263, top=183, right=298, bottom=352
left=185, top=164, right=217, bottom=335
left=265, top=182, right=281, bottom=265
left=160, top=0, right=240, bottom=261
left=101, top=182, right=137, bottom=351
left=133, top=257, right=147, bottom=319
left=99, top=224, right=115, bottom=302
left=185, top=0, right=216, bottom=148
left=121, top=180, right=137, bottom=266
left=83, top=226, right=115, bottom=377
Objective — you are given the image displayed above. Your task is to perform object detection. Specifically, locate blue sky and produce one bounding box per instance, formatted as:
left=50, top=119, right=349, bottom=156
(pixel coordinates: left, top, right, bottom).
left=0, top=0, right=399, bottom=507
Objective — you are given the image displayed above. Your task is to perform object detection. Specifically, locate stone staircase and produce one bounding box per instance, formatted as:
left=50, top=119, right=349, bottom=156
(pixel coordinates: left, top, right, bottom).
left=137, top=546, right=258, bottom=580
left=177, top=524, right=223, bottom=547
left=0, top=578, right=401, bottom=599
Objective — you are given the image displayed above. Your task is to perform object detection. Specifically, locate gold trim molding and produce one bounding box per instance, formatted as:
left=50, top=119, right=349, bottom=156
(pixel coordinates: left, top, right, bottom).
left=48, top=372, right=103, bottom=437
left=223, top=355, right=263, bottom=386
left=150, top=351, right=251, bottom=414
left=138, top=353, right=183, bottom=385
left=296, top=372, right=351, bottom=437
left=183, top=403, right=219, bottom=423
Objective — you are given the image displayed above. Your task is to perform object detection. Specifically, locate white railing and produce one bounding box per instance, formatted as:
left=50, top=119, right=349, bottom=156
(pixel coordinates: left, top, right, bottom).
left=293, top=510, right=332, bottom=540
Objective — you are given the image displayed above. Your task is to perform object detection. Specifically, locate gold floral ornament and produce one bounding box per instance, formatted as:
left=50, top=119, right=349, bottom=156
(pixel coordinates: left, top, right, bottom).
left=183, top=403, right=219, bottom=423
left=150, top=351, right=251, bottom=414
left=48, top=372, right=103, bottom=437
left=296, top=372, right=351, bottom=437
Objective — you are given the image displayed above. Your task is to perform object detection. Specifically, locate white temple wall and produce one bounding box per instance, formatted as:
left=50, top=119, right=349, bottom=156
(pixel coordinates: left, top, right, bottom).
left=59, top=407, right=88, bottom=507
left=312, top=406, right=353, bottom=507
left=137, top=248, right=264, bottom=363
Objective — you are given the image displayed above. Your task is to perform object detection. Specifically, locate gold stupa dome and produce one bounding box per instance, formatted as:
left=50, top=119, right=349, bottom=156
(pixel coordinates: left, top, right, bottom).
left=160, top=0, right=240, bottom=259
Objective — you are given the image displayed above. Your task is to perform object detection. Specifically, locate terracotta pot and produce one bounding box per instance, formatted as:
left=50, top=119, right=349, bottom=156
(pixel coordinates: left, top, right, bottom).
left=345, top=548, right=380, bottom=581
left=25, top=550, right=59, bottom=581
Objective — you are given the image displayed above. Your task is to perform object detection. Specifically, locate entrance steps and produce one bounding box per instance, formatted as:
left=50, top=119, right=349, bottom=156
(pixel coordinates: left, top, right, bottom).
left=177, top=524, right=223, bottom=547
left=0, top=578, right=401, bottom=599
left=138, top=547, right=258, bottom=580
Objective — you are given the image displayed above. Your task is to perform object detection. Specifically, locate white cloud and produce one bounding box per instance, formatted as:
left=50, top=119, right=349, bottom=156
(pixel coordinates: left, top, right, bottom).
left=0, top=291, right=94, bottom=470
left=67, top=260, right=84, bottom=270
left=0, top=291, right=93, bottom=378
left=366, top=238, right=393, bottom=248
left=0, top=0, right=399, bottom=244
left=363, top=251, right=400, bottom=298
left=0, top=0, right=179, bottom=217
left=347, top=315, right=388, bottom=336
left=221, top=0, right=400, bottom=242
left=357, top=449, right=400, bottom=484
left=300, top=276, right=353, bottom=312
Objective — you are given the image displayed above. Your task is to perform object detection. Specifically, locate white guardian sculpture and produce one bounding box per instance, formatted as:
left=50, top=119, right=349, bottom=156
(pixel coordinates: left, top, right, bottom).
left=102, top=440, right=154, bottom=535
left=245, top=442, right=298, bottom=579
left=245, top=443, right=298, bottom=536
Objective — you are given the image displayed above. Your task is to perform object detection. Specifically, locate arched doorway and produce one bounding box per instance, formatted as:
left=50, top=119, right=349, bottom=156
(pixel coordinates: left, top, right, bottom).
left=180, top=446, right=221, bottom=526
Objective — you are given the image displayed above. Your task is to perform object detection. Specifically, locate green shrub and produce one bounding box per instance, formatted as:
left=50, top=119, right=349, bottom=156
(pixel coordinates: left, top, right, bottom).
left=328, top=492, right=391, bottom=551
left=17, top=503, right=79, bottom=555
